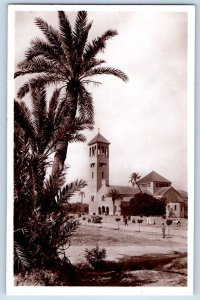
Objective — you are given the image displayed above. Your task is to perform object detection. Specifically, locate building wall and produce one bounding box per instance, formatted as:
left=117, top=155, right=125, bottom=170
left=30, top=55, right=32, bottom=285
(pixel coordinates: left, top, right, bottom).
left=166, top=202, right=185, bottom=218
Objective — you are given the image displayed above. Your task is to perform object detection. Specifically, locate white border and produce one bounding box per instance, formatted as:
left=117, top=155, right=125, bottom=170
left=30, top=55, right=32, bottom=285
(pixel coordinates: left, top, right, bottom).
left=7, top=4, right=195, bottom=296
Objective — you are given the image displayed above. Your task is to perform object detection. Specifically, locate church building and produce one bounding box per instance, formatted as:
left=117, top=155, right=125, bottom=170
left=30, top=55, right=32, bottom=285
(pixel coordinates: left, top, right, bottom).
left=87, top=132, right=187, bottom=218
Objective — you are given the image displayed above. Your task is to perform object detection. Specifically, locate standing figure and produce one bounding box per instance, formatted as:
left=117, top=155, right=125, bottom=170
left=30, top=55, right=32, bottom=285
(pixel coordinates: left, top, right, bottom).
left=124, top=216, right=128, bottom=226
left=162, top=222, right=166, bottom=238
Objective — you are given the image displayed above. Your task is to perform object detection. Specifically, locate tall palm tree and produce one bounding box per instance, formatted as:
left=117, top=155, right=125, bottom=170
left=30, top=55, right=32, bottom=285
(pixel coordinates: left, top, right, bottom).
left=14, top=10, right=128, bottom=174
left=14, top=85, right=89, bottom=273
left=106, top=188, right=121, bottom=216
left=129, top=172, right=143, bottom=194
left=79, top=191, right=85, bottom=216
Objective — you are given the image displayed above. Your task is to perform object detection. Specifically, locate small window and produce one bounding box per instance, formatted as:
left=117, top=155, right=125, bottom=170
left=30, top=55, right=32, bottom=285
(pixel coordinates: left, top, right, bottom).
left=90, top=163, right=95, bottom=168
left=102, top=195, right=105, bottom=201
left=92, top=172, right=94, bottom=178
left=102, top=172, right=104, bottom=178
left=105, top=147, right=108, bottom=156
left=91, top=196, right=94, bottom=202
left=98, top=146, right=100, bottom=155
left=174, top=205, right=177, bottom=211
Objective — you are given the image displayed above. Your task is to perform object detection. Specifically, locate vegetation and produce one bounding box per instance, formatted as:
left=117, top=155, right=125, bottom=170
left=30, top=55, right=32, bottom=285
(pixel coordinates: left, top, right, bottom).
left=115, top=217, right=121, bottom=229
left=14, top=10, right=128, bottom=284
left=85, top=246, right=106, bottom=269
left=121, top=193, right=166, bottom=217
left=15, top=10, right=128, bottom=175
left=14, top=84, right=87, bottom=275
left=106, top=188, right=121, bottom=215
left=129, top=172, right=142, bottom=193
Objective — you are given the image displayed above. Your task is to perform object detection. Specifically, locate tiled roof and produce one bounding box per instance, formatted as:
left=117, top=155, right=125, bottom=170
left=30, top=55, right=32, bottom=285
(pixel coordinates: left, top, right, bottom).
left=108, top=185, right=135, bottom=196
left=107, top=185, right=152, bottom=197
left=154, top=186, right=171, bottom=197
left=177, top=190, right=188, bottom=199
left=154, top=186, right=184, bottom=203
left=138, top=171, right=171, bottom=184
left=88, top=133, right=110, bottom=146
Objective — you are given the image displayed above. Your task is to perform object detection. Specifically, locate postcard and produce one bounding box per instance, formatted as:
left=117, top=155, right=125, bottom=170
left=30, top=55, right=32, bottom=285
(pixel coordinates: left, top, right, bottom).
left=7, top=4, right=195, bottom=295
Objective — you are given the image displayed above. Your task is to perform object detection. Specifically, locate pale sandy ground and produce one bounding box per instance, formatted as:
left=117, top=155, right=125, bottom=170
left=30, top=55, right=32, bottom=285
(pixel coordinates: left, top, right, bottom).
left=66, top=222, right=187, bottom=265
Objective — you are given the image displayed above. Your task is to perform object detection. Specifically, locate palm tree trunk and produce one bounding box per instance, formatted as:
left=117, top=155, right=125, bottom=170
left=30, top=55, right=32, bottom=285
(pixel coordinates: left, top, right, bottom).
left=113, top=199, right=115, bottom=215
left=52, top=140, right=69, bottom=175
left=137, top=183, right=143, bottom=194
left=52, top=85, right=78, bottom=175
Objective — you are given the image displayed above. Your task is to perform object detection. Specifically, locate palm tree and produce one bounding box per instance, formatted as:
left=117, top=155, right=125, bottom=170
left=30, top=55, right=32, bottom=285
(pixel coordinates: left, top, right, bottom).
left=106, top=188, right=121, bottom=216
left=79, top=191, right=85, bottom=216
left=14, top=85, right=88, bottom=274
left=14, top=11, right=128, bottom=174
left=129, top=172, right=143, bottom=194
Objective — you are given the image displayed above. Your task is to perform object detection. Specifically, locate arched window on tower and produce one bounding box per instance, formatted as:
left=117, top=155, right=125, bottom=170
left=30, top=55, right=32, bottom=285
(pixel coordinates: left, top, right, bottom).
left=102, top=172, right=104, bottom=178
left=102, top=146, right=105, bottom=156
left=105, top=147, right=108, bottom=157
left=98, top=145, right=100, bottom=155
left=89, top=147, right=91, bottom=157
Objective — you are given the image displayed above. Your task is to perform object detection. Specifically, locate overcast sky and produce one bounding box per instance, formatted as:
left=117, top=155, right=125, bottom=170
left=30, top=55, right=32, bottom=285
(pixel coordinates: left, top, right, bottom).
left=14, top=6, right=191, bottom=196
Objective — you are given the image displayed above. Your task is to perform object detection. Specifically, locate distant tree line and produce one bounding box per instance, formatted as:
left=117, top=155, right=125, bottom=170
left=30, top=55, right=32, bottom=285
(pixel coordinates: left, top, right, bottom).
left=65, top=202, right=89, bottom=214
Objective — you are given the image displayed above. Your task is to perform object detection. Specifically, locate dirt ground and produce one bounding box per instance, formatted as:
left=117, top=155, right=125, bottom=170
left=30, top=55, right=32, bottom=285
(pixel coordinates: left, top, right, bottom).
left=15, top=221, right=188, bottom=286
left=64, top=221, right=187, bottom=287
left=66, top=222, right=187, bottom=265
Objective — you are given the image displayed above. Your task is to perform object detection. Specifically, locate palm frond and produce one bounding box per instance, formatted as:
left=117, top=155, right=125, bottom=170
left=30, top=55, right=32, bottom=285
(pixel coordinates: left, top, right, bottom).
left=14, top=100, right=36, bottom=141
left=17, top=75, right=64, bottom=99
left=14, top=241, right=30, bottom=273
left=83, top=29, right=118, bottom=62
left=68, top=133, right=86, bottom=143
left=73, top=11, right=92, bottom=58
left=35, top=17, right=65, bottom=58
left=48, top=88, right=61, bottom=125
left=77, top=84, right=94, bottom=119
left=58, top=11, right=73, bottom=50
left=85, top=66, right=129, bottom=82
left=58, top=179, right=87, bottom=204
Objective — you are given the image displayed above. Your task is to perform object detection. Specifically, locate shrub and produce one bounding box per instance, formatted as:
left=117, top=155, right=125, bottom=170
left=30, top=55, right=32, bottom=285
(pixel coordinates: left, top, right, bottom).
left=85, top=246, right=106, bottom=269
left=166, top=219, right=173, bottom=226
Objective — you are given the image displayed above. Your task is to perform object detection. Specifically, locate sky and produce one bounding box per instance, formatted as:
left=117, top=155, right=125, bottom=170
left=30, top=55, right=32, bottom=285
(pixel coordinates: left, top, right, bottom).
left=13, top=6, right=191, bottom=200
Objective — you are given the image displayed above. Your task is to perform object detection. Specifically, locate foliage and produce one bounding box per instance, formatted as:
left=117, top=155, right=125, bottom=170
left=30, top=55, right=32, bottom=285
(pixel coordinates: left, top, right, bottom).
left=121, top=193, right=166, bottom=217
left=64, top=202, right=89, bottom=214
left=15, top=10, right=128, bottom=174
left=166, top=219, right=173, bottom=226
left=14, top=85, right=87, bottom=275
left=115, top=217, right=121, bottom=229
left=129, top=172, right=142, bottom=193
left=106, top=188, right=121, bottom=215
left=91, top=216, right=102, bottom=223
left=85, top=246, right=106, bottom=269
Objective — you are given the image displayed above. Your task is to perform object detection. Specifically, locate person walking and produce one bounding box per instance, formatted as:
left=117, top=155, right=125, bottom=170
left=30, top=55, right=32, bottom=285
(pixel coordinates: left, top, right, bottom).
left=161, top=222, right=166, bottom=238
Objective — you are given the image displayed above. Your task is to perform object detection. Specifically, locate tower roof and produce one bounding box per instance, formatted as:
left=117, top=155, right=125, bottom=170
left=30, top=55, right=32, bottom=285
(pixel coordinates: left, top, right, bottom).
left=88, top=133, right=110, bottom=146
left=137, top=171, right=171, bottom=184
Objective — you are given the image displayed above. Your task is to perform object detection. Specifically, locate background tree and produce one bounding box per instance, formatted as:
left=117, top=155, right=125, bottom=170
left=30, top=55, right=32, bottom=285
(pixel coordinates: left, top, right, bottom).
left=129, top=172, right=143, bottom=193
left=106, top=189, right=121, bottom=216
left=128, top=193, right=166, bottom=217
left=15, top=10, right=128, bottom=174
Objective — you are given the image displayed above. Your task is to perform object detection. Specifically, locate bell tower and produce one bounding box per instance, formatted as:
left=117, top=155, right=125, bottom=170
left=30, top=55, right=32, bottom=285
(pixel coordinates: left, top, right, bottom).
left=88, top=131, right=110, bottom=202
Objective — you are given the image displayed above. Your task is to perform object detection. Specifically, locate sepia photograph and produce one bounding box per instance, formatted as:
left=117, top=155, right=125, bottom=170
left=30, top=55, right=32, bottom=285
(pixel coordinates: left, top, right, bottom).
left=7, top=4, right=194, bottom=295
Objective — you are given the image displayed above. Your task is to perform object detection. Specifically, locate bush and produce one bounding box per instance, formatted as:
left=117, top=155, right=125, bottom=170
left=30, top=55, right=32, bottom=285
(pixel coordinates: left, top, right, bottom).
left=166, top=219, right=173, bottom=226
left=85, top=246, right=106, bottom=269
